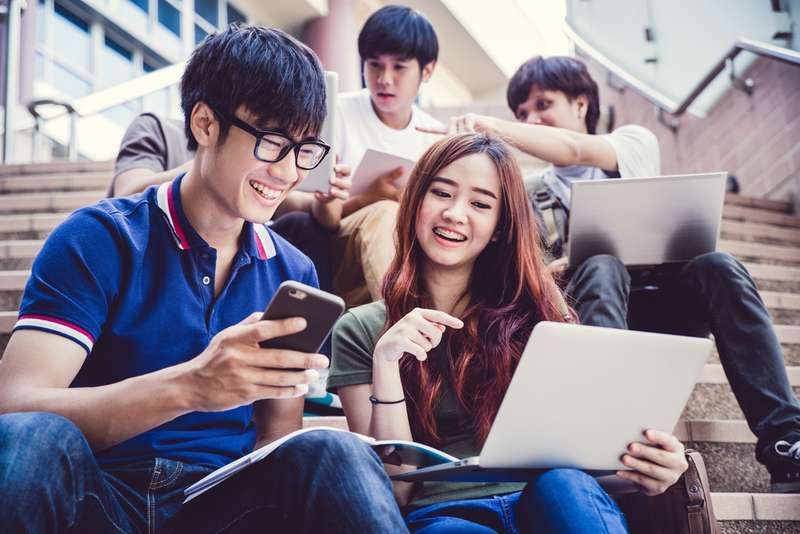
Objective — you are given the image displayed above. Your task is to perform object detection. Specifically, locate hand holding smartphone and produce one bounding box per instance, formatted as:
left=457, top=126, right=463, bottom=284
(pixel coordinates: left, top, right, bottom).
left=258, top=281, right=345, bottom=353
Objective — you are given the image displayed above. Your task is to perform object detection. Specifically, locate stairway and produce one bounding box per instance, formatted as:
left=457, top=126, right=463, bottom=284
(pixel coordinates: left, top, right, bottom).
left=0, top=160, right=798, bottom=531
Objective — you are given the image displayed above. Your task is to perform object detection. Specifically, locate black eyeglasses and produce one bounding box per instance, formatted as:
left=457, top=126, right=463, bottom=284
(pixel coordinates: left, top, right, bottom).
left=218, top=109, right=331, bottom=170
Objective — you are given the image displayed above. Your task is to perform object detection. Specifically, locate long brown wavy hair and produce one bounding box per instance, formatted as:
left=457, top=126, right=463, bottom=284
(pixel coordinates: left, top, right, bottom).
left=382, top=133, right=570, bottom=447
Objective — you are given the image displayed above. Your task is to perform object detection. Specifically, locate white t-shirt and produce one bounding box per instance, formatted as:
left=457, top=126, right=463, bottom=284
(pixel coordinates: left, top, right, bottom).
left=541, top=124, right=660, bottom=210
left=335, top=89, right=444, bottom=170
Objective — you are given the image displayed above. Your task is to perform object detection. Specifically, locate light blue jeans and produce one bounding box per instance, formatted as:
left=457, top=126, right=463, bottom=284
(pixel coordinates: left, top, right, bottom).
left=405, top=469, right=628, bottom=533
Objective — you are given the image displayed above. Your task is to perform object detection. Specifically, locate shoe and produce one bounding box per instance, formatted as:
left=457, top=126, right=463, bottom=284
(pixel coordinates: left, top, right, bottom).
left=767, top=439, right=800, bottom=493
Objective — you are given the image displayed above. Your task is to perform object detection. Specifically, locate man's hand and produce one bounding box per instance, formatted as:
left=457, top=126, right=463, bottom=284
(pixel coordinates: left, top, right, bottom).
left=364, top=166, right=404, bottom=203
left=311, top=160, right=352, bottom=230
left=416, top=113, right=499, bottom=136
left=184, top=312, right=329, bottom=412
left=547, top=256, right=569, bottom=275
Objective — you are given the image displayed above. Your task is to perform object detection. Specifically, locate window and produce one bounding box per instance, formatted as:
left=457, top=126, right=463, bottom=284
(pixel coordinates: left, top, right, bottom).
left=194, top=0, right=218, bottom=26
left=226, top=3, right=246, bottom=25
left=158, top=0, right=181, bottom=37
left=127, top=0, right=148, bottom=13
left=53, top=2, right=91, bottom=73
left=195, top=25, right=209, bottom=45
left=97, top=36, right=134, bottom=89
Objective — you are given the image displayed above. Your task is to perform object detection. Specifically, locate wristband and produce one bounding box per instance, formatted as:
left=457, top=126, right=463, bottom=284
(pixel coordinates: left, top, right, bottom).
left=369, top=395, right=406, bottom=405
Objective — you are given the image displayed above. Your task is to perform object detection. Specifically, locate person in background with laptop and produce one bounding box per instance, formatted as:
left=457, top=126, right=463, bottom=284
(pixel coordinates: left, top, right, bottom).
left=428, top=55, right=800, bottom=493
left=329, top=133, right=688, bottom=532
left=332, top=4, right=444, bottom=307
left=0, top=26, right=408, bottom=533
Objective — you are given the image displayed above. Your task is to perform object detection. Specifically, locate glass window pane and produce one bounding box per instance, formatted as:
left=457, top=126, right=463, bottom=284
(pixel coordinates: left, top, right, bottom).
left=194, top=0, right=218, bottom=26
left=52, top=3, right=91, bottom=73
left=36, top=0, right=47, bottom=44
left=97, top=36, right=134, bottom=90
left=34, top=51, right=47, bottom=82
left=195, top=24, right=208, bottom=45
left=226, top=3, right=246, bottom=25
left=158, top=0, right=181, bottom=37
left=52, top=62, right=91, bottom=99
left=127, top=0, right=148, bottom=13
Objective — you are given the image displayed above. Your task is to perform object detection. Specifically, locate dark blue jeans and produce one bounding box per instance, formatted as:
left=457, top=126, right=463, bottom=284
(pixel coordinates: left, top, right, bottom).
left=0, top=412, right=408, bottom=533
left=405, top=469, right=627, bottom=533
left=565, top=252, right=800, bottom=464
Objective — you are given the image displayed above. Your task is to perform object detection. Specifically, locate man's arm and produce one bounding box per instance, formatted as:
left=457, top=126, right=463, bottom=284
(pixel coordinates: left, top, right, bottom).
left=420, top=114, right=619, bottom=171
left=112, top=160, right=194, bottom=197
left=0, top=315, right=327, bottom=452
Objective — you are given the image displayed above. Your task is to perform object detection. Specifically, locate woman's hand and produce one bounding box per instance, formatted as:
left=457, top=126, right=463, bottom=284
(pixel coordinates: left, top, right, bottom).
left=616, top=429, right=689, bottom=496
left=373, top=308, right=463, bottom=363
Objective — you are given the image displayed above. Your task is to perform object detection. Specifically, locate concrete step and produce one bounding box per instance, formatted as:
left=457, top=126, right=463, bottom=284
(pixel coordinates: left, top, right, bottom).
left=713, top=493, right=800, bottom=526
left=0, top=212, right=69, bottom=238
left=0, top=191, right=104, bottom=214
left=0, top=172, right=111, bottom=193
left=723, top=205, right=800, bottom=229
left=684, top=382, right=800, bottom=421
left=719, top=240, right=800, bottom=265
left=724, top=193, right=794, bottom=213
left=722, top=220, right=800, bottom=246
left=0, top=160, right=114, bottom=176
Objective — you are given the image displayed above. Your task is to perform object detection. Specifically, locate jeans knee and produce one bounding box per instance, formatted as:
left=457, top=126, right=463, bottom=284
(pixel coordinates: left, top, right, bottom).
left=527, top=468, right=598, bottom=499
left=684, top=251, right=740, bottom=279
left=279, top=430, right=378, bottom=472
left=0, top=412, right=84, bottom=449
left=573, top=254, right=630, bottom=288
left=0, top=412, right=91, bottom=489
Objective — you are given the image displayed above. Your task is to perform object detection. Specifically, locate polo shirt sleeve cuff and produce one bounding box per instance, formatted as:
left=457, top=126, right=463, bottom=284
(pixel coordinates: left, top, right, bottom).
left=13, top=314, right=95, bottom=353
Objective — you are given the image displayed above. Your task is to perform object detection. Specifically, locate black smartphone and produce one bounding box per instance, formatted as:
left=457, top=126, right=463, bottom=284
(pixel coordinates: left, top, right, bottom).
left=258, top=281, right=345, bottom=353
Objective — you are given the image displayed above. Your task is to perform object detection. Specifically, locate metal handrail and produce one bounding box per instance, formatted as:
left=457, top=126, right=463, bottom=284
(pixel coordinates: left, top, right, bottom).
left=562, top=21, right=800, bottom=131
left=22, top=62, right=185, bottom=160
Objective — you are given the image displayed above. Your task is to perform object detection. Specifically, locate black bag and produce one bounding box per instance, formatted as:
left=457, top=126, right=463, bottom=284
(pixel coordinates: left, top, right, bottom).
left=613, top=450, right=721, bottom=534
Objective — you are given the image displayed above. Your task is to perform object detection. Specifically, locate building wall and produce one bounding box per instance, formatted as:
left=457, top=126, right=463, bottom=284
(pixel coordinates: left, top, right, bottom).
left=581, top=51, right=800, bottom=203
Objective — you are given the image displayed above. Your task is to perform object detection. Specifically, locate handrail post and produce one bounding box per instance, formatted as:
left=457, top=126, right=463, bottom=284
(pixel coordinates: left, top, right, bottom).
left=67, top=111, right=78, bottom=161
left=2, top=0, right=26, bottom=164
left=31, top=114, right=41, bottom=162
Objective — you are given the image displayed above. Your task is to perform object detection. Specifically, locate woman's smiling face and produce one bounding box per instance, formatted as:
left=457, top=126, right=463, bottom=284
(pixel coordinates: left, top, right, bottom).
left=415, top=152, right=502, bottom=274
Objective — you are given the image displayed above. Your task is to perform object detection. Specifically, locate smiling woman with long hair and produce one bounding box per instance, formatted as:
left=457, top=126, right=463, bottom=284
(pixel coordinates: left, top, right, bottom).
left=328, top=133, right=688, bottom=533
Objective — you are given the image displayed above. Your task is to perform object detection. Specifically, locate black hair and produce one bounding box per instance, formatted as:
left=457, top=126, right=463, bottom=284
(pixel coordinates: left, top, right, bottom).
left=358, top=5, right=438, bottom=68
left=506, top=56, right=600, bottom=134
left=181, top=24, right=326, bottom=151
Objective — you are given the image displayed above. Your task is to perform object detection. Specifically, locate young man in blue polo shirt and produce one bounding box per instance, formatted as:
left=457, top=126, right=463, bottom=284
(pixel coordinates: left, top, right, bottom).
left=0, top=26, right=407, bottom=532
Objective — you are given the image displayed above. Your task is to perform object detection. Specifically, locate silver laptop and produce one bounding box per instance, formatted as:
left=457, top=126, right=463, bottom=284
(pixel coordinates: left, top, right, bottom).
left=392, top=322, right=711, bottom=483
left=567, top=172, right=727, bottom=269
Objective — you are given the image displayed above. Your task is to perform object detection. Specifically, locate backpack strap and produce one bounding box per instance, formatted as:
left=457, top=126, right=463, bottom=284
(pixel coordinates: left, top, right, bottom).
left=527, top=175, right=568, bottom=259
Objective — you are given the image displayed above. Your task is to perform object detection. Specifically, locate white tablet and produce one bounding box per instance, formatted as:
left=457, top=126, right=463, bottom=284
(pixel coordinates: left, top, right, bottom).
left=297, top=71, right=338, bottom=193
left=349, top=148, right=416, bottom=196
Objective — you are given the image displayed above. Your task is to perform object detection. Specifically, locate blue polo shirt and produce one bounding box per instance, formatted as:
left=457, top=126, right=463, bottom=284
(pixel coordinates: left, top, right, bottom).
left=14, top=174, right=318, bottom=468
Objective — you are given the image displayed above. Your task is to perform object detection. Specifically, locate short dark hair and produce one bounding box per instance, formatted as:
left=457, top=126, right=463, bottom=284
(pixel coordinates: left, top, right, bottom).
left=506, top=56, right=600, bottom=134
left=358, top=5, right=438, bottom=68
left=181, top=25, right=326, bottom=151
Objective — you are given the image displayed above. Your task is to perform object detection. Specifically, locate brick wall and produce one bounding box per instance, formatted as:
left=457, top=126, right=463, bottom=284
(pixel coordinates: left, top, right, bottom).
left=580, top=50, right=800, bottom=202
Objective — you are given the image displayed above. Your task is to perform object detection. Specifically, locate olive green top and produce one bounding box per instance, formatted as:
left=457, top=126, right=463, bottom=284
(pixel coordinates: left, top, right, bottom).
left=327, top=300, right=525, bottom=510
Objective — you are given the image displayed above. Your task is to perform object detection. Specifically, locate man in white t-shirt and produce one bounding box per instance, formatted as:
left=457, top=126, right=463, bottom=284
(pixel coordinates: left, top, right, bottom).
left=431, top=55, right=800, bottom=493
left=331, top=5, right=443, bottom=307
